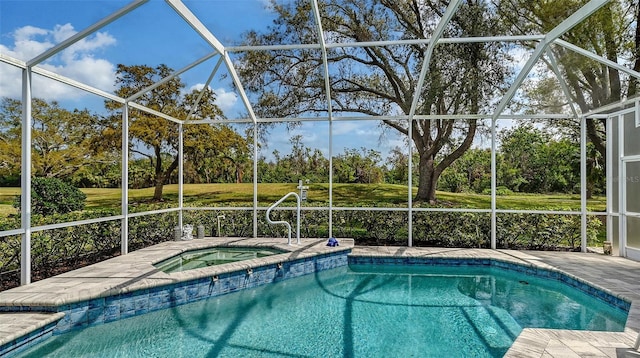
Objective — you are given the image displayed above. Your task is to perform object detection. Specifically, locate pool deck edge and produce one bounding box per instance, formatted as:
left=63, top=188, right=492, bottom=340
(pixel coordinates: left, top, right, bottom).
left=2, top=243, right=640, bottom=357
left=0, top=237, right=353, bottom=354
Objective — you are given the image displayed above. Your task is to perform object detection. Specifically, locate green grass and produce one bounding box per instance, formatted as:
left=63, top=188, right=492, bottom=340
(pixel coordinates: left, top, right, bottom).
left=0, top=187, right=19, bottom=216
left=0, top=183, right=606, bottom=215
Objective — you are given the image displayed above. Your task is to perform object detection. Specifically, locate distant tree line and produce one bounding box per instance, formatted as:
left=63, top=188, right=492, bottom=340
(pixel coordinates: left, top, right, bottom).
left=258, top=125, right=604, bottom=196
left=0, top=93, right=603, bottom=197
left=439, top=124, right=604, bottom=197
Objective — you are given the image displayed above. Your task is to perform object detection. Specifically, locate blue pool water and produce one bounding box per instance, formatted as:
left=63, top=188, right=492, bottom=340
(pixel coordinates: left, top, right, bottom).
left=15, top=264, right=628, bottom=358
left=154, top=247, right=285, bottom=273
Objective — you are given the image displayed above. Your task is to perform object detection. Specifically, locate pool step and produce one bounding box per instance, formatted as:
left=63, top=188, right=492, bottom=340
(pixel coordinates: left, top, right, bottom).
left=462, top=305, right=522, bottom=350
left=0, top=312, right=65, bottom=357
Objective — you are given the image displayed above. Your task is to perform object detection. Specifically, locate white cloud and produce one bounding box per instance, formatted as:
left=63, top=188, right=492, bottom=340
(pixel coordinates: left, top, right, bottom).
left=509, top=45, right=548, bottom=80
left=510, top=46, right=531, bottom=72
left=13, top=25, right=49, bottom=43
left=214, top=87, right=239, bottom=114
left=189, top=84, right=239, bottom=115
left=0, top=23, right=117, bottom=100
left=332, top=121, right=364, bottom=136
left=289, top=127, right=319, bottom=144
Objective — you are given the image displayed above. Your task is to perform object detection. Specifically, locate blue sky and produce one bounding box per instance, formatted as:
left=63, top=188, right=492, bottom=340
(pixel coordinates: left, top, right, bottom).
left=4, top=0, right=535, bottom=161
left=0, top=0, right=275, bottom=111
left=0, top=0, right=407, bottom=161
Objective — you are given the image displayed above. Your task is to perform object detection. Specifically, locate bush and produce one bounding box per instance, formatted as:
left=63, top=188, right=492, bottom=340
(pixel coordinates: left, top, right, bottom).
left=0, top=209, right=120, bottom=291
left=13, top=177, right=86, bottom=215
left=0, top=201, right=604, bottom=291
left=182, top=204, right=597, bottom=250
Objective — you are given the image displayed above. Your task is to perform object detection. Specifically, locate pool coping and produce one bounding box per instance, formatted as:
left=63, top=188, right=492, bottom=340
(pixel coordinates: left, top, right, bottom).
left=0, top=237, right=353, bottom=308
left=1, top=243, right=639, bottom=357
left=0, top=237, right=353, bottom=356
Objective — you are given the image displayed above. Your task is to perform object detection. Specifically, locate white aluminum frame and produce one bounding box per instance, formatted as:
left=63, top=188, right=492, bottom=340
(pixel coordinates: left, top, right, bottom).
left=2, top=0, right=639, bottom=286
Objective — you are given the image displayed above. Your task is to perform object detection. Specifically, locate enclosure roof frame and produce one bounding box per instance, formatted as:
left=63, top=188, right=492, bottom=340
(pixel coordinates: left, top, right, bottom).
left=4, top=0, right=640, bottom=285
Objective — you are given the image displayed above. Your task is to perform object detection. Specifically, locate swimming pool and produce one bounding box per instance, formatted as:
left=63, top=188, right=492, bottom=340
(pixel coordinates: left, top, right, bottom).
left=154, top=246, right=285, bottom=273
left=13, top=263, right=627, bottom=358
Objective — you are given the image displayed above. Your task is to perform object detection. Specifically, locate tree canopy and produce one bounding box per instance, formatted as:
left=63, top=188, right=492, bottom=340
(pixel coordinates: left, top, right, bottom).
left=499, top=0, right=638, bottom=158
left=236, top=0, right=511, bottom=203
left=103, top=64, right=250, bottom=200
left=0, top=97, right=103, bottom=184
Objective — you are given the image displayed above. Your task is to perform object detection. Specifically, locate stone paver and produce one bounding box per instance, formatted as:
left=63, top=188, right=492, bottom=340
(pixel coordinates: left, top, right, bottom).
left=1, top=242, right=640, bottom=357
left=0, top=312, right=64, bottom=346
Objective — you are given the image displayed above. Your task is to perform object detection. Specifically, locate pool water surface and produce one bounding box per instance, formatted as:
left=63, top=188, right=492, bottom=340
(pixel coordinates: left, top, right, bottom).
left=154, top=247, right=285, bottom=273
left=15, top=264, right=628, bottom=357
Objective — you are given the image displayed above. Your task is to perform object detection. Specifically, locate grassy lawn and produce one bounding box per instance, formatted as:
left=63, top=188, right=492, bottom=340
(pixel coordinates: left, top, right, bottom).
left=0, top=187, right=19, bottom=216
left=0, top=183, right=606, bottom=215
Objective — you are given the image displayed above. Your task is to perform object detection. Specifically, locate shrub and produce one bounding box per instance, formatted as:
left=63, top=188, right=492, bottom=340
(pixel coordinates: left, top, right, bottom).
left=13, top=177, right=86, bottom=215
left=0, top=201, right=604, bottom=291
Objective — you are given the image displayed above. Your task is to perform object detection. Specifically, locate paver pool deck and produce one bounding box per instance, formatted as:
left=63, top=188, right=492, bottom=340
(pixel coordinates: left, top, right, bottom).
left=1, top=238, right=639, bottom=357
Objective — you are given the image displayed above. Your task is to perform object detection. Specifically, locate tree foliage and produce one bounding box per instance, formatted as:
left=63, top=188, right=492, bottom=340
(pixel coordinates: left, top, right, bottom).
left=334, top=147, right=384, bottom=184
left=257, top=136, right=330, bottom=183
left=13, top=177, right=86, bottom=215
left=438, top=148, right=491, bottom=194
left=0, top=97, right=104, bottom=185
left=236, top=0, right=511, bottom=203
left=103, top=64, right=249, bottom=200
left=498, top=125, right=580, bottom=194
left=499, top=0, right=638, bottom=158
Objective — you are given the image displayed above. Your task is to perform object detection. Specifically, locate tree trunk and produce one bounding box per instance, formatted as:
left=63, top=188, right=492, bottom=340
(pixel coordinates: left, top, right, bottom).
left=153, top=177, right=164, bottom=201
left=414, top=119, right=478, bottom=204
left=152, top=146, right=164, bottom=201
left=415, top=153, right=437, bottom=203
left=236, top=166, right=243, bottom=183
left=152, top=154, right=179, bottom=201
left=628, top=2, right=640, bottom=96
left=603, top=5, right=621, bottom=103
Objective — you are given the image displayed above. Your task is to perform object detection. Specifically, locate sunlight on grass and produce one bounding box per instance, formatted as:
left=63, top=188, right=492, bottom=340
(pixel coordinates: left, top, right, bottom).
left=0, top=184, right=606, bottom=213
left=0, top=188, right=19, bottom=217
left=0, top=205, right=17, bottom=217
left=0, top=187, right=19, bottom=205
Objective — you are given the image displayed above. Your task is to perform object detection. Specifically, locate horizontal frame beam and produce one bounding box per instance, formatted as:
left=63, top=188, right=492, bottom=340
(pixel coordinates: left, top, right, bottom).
left=226, top=35, right=545, bottom=52
left=28, top=0, right=148, bottom=67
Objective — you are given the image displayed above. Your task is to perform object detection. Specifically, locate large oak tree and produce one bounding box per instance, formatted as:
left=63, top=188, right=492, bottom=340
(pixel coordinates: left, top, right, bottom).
left=236, top=0, right=510, bottom=203
left=0, top=97, right=103, bottom=183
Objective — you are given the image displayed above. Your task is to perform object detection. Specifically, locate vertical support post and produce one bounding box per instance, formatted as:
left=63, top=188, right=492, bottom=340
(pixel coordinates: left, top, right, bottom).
left=408, top=118, right=413, bottom=247
left=618, top=114, right=626, bottom=256
left=121, top=103, right=129, bottom=255
left=310, top=0, right=334, bottom=239
left=328, top=121, right=333, bottom=238
left=606, top=115, right=613, bottom=249
left=580, top=116, right=587, bottom=252
left=253, top=123, right=258, bottom=238
left=636, top=100, right=640, bottom=127
left=490, top=118, right=497, bottom=249
left=296, top=194, right=301, bottom=244
left=20, top=68, right=32, bottom=285
left=178, top=123, right=184, bottom=230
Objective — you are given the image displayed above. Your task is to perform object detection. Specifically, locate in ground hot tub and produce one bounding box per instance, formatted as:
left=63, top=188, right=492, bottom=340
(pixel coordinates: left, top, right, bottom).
left=154, top=246, right=286, bottom=273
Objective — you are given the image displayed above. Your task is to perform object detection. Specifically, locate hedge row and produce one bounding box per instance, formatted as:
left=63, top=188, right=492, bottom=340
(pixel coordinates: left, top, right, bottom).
left=0, top=207, right=602, bottom=291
